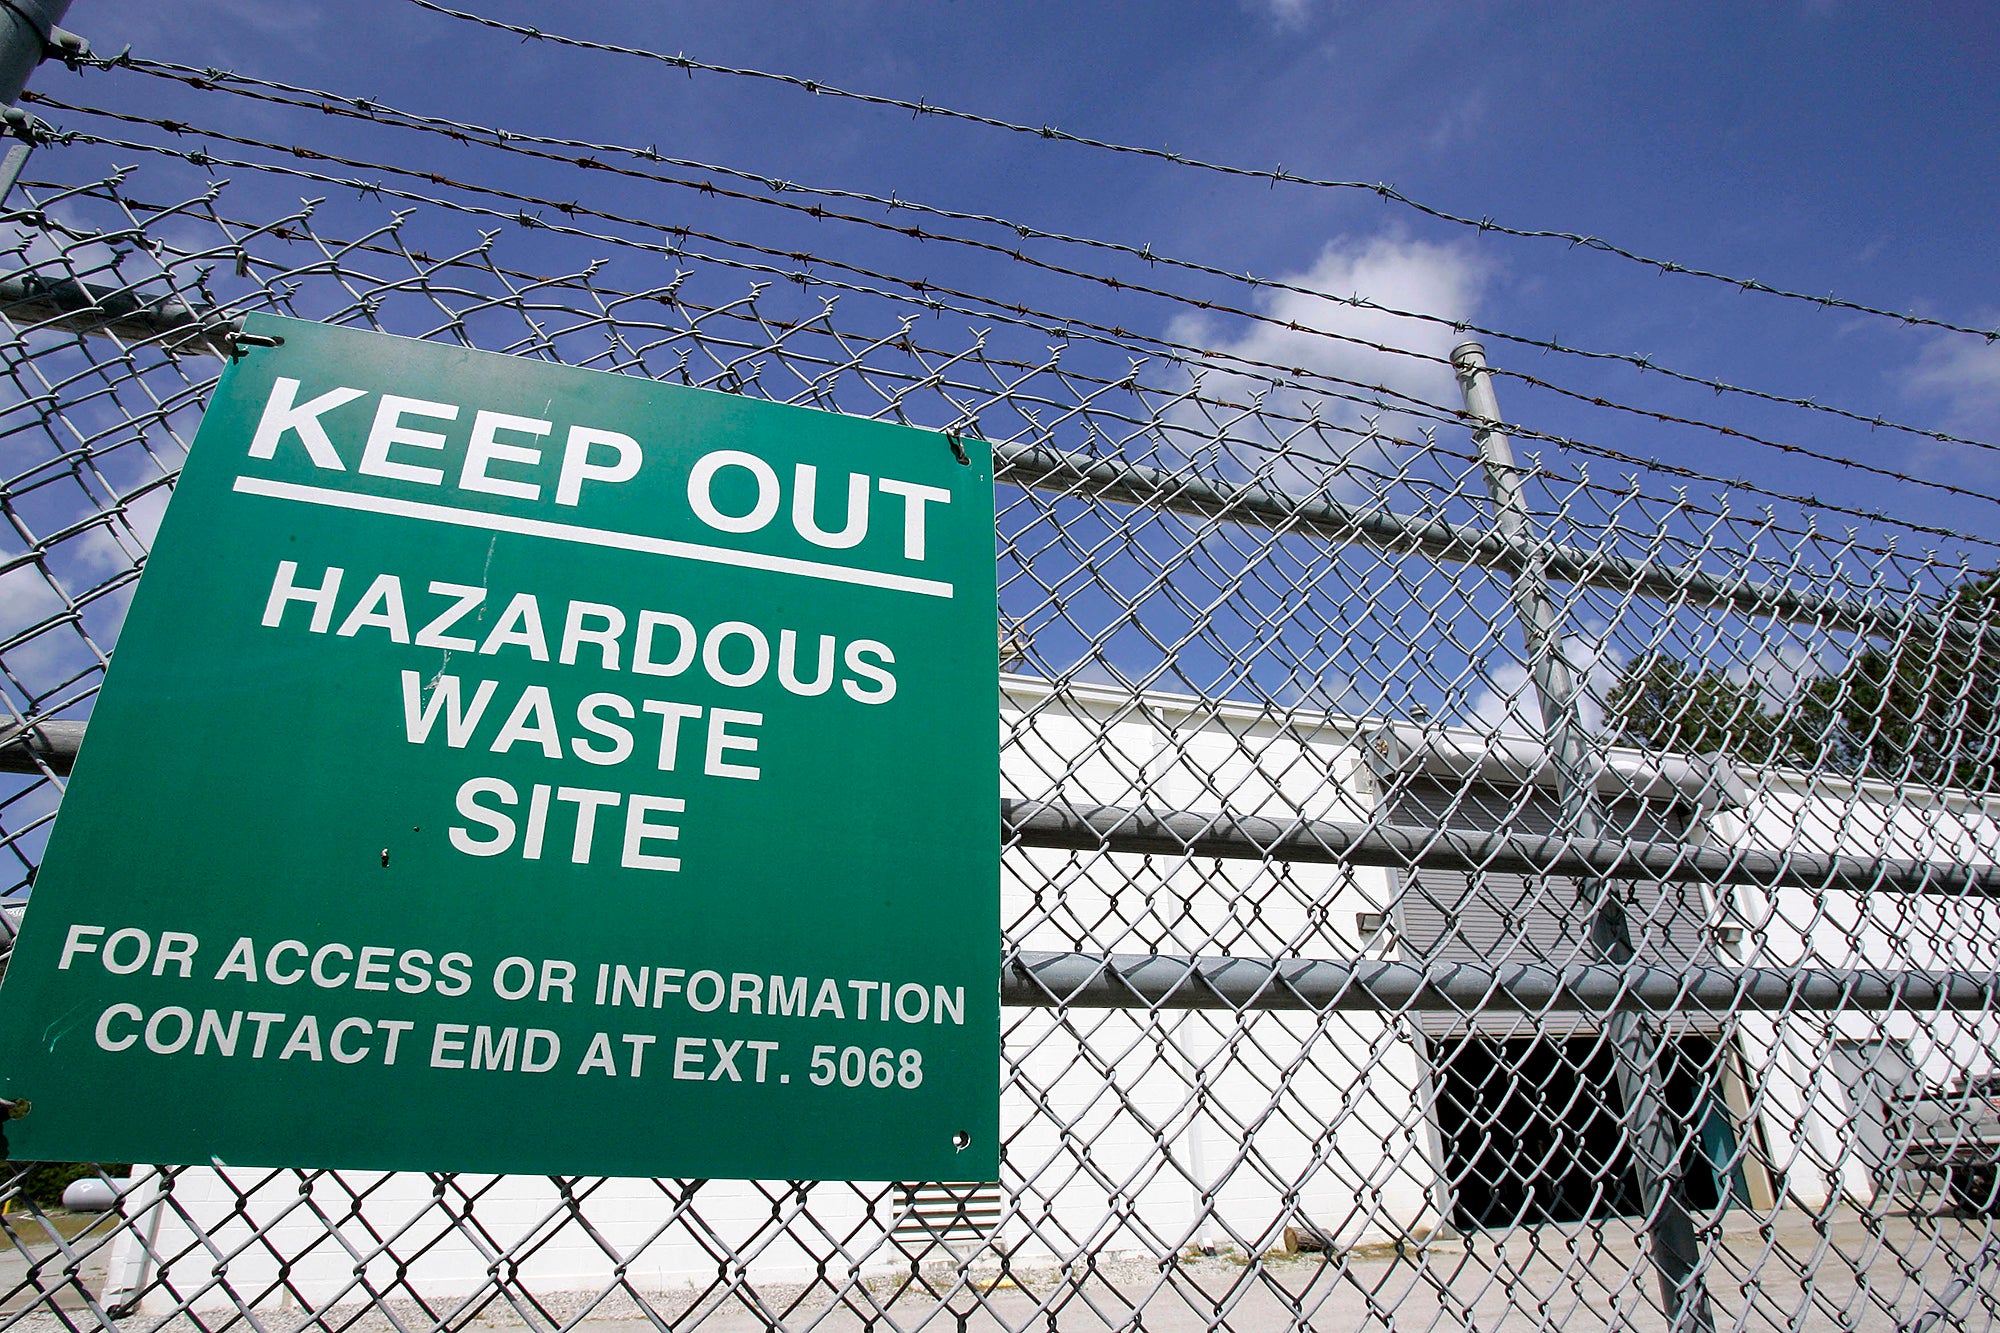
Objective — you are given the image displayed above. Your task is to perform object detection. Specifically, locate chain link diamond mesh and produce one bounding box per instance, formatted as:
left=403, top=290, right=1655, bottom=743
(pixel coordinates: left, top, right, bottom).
left=0, top=83, right=1996, bottom=1333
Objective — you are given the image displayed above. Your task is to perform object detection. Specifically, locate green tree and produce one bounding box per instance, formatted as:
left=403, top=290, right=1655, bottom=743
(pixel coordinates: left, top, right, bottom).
left=1789, top=570, right=2000, bottom=790
left=1606, top=656, right=1787, bottom=762
left=1606, top=570, right=2000, bottom=791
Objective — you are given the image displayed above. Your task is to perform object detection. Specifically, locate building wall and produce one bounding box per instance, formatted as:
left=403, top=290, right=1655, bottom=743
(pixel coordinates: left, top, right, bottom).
left=121, top=682, right=2000, bottom=1310
left=1713, top=771, right=2000, bottom=1210
left=997, top=680, right=1437, bottom=1256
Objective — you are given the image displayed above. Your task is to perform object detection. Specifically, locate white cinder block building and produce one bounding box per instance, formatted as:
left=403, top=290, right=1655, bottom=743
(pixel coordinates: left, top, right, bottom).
left=103, top=676, right=2000, bottom=1313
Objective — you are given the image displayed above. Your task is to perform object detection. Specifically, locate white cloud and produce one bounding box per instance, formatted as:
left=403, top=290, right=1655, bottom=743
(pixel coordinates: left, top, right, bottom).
left=0, top=566, right=98, bottom=701
left=1259, top=0, right=1315, bottom=27
left=1901, top=323, right=2000, bottom=434
left=0, top=568, right=67, bottom=644
left=1727, top=639, right=1843, bottom=713
left=1165, top=232, right=1487, bottom=496
left=1468, top=633, right=1623, bottom=739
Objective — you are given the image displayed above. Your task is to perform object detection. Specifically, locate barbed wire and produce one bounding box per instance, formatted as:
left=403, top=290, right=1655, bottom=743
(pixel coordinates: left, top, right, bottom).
left=14, top=147, right=1997, bottom=568
left=30, top=97, right=2000, bottom=552
left=20, top=171, right=1979, bottom=570
left=9, top=98, right=1577, bottom=450
left=92, top=56, right=2000, bottom=469
left=78, top=57, right=2000, bottom=512
left=403, top=0, right=2000, bottom=345
left=4, top=172, right=1537, bottom=511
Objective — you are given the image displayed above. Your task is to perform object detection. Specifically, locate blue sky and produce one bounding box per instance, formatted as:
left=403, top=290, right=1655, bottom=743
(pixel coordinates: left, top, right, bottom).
left=6, top=0, right=2000, bottom=740
left=40, top=0, right=1994, bottom=545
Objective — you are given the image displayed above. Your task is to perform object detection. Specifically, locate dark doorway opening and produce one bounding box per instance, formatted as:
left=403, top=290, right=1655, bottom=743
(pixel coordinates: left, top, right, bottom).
left=1434, top=1033, right=1749, bottom=1230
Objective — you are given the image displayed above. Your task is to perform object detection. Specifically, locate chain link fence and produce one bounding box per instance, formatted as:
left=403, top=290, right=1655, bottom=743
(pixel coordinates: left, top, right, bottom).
left=1, top=26, right=1998, bottom=1333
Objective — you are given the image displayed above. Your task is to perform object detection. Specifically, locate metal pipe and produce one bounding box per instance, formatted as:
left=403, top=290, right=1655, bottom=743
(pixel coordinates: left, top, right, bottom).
left=1001, top=950, right=2000, bottom=1014
left=1002, top=797, right=2000, bottom=897
left=992, top=437, right=1924, bottom=637
left=0, top=718, right=82, bottom=774
left=1454, top=341, right=1599, bottom=815
left=1455, top=340, right=1713, bottom=1333
left=0, top=273, right=239, bottom=355
left=0, top=0, right=72, bottom=207
left=1899, top=1233, right=2000, bottom=1333
left=3, top=720, right=1991, bottom=895
left=0, top=140, right=30, bottom=206
left=1363, top=721, right=1750, bottom=808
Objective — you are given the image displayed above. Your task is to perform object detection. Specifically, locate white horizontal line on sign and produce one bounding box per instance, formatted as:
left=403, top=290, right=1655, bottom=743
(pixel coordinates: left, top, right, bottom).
left=231, top=476, right=956, bottom=599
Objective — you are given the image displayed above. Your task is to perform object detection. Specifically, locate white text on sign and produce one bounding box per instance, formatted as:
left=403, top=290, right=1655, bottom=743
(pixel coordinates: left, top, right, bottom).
left=246, top=379, right=954, bottom=587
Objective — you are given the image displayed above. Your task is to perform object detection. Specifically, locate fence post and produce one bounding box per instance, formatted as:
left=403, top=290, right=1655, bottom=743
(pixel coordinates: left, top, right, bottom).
left=1451, top=340, right=1716, bottom=1333
left=0, top=0, right=68, bottom=104
left=0, top=0, right=72, bottom=204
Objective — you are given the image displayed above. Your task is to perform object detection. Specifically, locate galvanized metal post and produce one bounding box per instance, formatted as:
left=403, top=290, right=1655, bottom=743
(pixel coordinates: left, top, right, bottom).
left=0, top=141, right=31, bottom=201
left=0, top=0, right=70, bottom=106
left=0, top=0, right=71, bottom=206
left=1452, top=340, right=1716, bottom=1333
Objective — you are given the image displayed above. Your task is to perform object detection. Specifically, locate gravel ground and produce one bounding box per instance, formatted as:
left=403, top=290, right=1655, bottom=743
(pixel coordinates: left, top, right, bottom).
left=4, top=1203, right=1996, bottom=1332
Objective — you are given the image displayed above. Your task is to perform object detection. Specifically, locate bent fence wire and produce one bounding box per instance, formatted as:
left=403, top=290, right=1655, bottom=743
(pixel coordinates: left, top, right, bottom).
left=0, top=53, right=1998, bottom=1333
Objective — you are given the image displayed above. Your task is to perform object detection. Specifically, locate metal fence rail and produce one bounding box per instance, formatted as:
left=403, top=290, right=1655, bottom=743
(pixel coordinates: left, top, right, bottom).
left=2, top=17, right=1999, bottom=1333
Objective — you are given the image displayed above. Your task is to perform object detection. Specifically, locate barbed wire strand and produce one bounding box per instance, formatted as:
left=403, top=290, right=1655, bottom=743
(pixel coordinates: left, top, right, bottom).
left=402, top=0, right=2000, bottom=345
left=11, top=190, right=1967, bottom=644
left=30, top=95, right=2000, bottom=542
left=23, top=125, right=2000, bottom=559
left=29, top=143, right=1989, bottom=569
left=94, top=56, right=2000, bottom=467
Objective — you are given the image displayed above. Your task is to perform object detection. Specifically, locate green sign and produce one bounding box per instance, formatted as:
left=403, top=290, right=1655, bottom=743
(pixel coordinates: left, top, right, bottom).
left=0, top=314, right=999, bottom=1181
